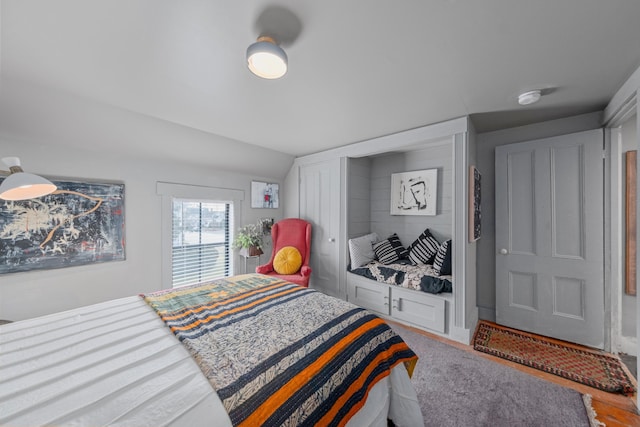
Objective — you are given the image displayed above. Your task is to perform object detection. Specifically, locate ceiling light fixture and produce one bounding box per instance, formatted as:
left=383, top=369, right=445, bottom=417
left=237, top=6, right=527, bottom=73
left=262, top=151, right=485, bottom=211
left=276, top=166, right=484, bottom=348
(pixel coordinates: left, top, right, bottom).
left=247, top=36, right=288, bottom=79
left=518, top=90, right=542, bottom=106
left=0, top=157, right=57, bottom=201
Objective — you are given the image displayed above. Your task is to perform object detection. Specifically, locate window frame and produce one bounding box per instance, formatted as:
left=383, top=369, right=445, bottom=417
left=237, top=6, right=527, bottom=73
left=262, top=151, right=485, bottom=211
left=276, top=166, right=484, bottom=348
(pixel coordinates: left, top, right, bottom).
left=158, top=182, right=244, bottom=290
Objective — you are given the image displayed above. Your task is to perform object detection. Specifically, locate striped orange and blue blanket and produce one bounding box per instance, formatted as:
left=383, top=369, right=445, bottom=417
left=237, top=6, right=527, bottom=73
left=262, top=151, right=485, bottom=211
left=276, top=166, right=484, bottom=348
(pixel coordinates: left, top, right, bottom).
left=143, top=273, right=417, bottom=427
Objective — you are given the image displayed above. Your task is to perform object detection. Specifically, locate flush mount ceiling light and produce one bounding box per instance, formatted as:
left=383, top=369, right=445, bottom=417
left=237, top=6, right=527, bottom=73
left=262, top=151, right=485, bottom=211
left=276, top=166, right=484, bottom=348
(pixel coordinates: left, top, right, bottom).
left=518, top=90, right=542, bottom=106
left=0, top=157, right=57, bottom=201
left=247, top=36, right=288, bottom=79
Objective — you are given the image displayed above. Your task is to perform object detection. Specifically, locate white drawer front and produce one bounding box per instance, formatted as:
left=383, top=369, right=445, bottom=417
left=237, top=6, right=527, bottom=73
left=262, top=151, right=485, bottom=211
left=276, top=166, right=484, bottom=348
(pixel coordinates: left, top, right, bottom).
left=391, top=287, right=446, bottom=333
left=347, top=274, right=390, bottom=315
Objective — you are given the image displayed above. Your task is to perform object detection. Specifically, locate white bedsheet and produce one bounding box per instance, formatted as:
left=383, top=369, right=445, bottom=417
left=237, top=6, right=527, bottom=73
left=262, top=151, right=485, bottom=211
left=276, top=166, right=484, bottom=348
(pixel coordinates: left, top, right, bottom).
left=0, top=296, right=423, bottom=426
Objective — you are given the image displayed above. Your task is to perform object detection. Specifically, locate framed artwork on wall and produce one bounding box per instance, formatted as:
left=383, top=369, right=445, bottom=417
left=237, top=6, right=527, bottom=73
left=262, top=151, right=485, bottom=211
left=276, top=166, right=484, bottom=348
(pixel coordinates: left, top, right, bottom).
left=251, top=181, right=279, bottom=209
left=469, top=165, right=481, bottom=242
left=0, top=178, right=125, bottom=274
left=625, top=150, right=636, bottom=295
left=390, top=169, right=437, bottom=216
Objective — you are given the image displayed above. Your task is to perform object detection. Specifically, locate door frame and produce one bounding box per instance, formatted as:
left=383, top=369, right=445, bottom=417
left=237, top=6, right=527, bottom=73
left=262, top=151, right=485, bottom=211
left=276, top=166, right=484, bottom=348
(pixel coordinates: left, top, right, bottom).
left=603, top=63, right=639, bottom=408
left=605, top=81, right=639, bottom=356
left=494, top=131, right=607, bottom=349
left=608, top=125, right=636, bottom=356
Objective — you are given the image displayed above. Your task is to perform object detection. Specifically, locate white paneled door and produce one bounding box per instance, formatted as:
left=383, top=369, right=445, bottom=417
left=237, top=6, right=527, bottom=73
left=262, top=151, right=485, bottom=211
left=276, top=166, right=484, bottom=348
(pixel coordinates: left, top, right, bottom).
left=495, top=130, right=605, bottom=348
left=299, top=159, right=342, bottom=298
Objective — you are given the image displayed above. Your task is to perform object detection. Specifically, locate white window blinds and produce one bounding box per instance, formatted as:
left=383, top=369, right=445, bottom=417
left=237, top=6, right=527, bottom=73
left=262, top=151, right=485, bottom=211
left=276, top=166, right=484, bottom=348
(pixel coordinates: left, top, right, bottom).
left=171, top=199, right=233, bottom=287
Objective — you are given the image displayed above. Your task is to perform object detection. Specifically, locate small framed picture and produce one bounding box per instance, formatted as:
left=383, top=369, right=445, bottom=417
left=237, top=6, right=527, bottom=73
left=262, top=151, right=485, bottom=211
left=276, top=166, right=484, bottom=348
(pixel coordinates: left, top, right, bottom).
left=251, top=181, right=279, bottom=209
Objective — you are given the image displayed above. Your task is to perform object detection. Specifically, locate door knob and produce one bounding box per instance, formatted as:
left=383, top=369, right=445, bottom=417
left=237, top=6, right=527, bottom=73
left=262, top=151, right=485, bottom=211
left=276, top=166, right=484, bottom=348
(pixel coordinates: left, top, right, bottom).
left=328, top=238, right=335, bottom=242
left=500, top=248, right=508, bottom=255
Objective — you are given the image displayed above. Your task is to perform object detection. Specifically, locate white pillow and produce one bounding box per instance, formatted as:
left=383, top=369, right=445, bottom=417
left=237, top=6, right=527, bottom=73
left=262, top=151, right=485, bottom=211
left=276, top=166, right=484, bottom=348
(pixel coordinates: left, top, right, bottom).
left=348, top=233, right=379, bottom=268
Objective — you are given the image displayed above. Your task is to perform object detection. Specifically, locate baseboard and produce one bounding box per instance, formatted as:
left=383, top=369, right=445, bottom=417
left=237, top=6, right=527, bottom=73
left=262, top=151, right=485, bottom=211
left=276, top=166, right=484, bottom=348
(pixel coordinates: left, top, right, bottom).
left=450, top=325, right=472, bottom=345
left=449, top=307, right=479, bottom=345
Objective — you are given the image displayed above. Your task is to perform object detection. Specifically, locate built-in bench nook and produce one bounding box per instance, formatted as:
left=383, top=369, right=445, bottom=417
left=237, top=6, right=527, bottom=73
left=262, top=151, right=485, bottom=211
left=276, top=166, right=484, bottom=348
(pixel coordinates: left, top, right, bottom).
left=285, top=117, right=478, bottom=344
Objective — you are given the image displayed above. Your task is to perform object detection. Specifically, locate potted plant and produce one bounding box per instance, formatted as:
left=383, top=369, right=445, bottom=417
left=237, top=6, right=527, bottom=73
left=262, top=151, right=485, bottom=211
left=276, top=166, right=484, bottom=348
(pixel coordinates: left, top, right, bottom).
left=233, top=223, right=263, bottom=256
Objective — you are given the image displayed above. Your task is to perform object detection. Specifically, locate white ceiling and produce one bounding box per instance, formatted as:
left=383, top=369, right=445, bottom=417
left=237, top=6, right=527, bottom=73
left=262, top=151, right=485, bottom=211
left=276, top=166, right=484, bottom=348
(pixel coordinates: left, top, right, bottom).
left=2, top=0, right=640, bottom=157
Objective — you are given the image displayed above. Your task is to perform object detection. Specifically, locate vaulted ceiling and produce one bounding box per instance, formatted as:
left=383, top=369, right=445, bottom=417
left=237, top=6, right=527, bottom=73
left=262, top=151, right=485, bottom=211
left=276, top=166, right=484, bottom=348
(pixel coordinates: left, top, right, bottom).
left=2, top=1, right=640, bottom=157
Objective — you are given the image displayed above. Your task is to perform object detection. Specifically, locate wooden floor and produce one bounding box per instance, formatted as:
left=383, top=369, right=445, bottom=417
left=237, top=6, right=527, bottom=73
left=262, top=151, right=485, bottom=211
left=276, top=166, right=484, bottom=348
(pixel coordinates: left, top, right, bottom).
left=397, top=321, right=640, bottom=427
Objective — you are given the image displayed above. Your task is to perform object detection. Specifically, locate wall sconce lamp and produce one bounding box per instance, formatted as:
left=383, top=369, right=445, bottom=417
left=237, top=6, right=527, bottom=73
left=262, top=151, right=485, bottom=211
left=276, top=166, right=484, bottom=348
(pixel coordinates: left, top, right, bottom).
left=0, top=157, right=57, bottom=201
left=246, top=36, right=288, bottom=79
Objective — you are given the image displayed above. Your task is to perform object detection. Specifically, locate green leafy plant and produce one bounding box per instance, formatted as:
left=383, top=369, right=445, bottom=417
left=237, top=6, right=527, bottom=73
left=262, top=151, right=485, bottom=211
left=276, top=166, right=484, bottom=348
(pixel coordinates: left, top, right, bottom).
left=233, top=223, right=263, bottom=250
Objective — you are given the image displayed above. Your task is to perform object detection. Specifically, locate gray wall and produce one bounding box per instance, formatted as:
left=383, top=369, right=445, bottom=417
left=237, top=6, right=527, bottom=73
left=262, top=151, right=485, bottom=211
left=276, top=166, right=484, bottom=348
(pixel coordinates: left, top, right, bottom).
left=474, top=112, right=603, bottom=321
left=347, top=157, right=372, bottom=239
left=368, top=143, right=453, bottom=247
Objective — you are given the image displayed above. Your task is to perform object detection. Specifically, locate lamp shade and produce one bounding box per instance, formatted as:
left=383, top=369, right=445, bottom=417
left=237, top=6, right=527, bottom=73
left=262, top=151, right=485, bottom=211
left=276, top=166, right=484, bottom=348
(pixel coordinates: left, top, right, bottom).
left=247, top=36, right=288, bottom=79
left=0, top=157, right=57, bottom=201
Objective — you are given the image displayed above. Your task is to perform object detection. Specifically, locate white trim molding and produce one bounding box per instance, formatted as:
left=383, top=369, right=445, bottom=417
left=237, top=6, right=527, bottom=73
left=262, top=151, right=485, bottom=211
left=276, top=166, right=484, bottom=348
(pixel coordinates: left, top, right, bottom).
left=604, top=64, right=639, bottom=127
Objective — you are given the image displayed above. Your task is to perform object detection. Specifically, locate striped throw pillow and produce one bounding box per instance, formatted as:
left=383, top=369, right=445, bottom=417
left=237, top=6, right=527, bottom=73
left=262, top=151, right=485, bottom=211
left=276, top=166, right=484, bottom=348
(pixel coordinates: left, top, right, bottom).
left=408, top=229, right=440, bottom=265
left=433, top=239, right=452, bottom=276
left=373, top=234, right=409, bottom=264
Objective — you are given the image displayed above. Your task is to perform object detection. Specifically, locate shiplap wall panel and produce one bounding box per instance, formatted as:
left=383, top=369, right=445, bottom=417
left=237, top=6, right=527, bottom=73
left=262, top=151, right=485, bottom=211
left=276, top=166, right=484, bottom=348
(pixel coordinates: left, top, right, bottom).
left=348, top=157, right=372, bottom=239
left=370, top=144, right=453, bottom=246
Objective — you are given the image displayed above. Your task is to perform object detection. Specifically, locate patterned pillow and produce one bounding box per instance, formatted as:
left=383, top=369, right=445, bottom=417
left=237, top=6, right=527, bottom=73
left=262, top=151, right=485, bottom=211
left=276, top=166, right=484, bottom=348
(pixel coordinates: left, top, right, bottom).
left=373, top=234, right=409, bottom=264
left=408, top=229, right=440, bottom=265
left=348, top=233, right=379, bottom=268
left=433, top=239, right=452, bottom=276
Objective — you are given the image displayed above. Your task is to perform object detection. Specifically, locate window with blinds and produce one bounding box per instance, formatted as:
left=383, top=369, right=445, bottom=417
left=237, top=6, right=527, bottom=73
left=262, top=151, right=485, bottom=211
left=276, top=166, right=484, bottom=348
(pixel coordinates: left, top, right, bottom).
left=171, top=199, right=233, bottom=287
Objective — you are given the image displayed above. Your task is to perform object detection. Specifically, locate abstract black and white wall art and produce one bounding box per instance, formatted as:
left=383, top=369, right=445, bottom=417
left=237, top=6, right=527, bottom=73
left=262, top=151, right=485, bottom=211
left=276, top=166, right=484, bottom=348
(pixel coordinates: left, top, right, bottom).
left=390, top=169, right=437, bottom=216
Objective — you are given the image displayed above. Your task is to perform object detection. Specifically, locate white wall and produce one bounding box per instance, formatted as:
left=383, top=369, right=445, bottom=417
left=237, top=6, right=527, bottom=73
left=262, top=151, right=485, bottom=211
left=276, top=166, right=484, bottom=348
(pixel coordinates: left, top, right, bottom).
left=474, top=111, right=603, bottom=321
left=0, top=124, right=293, bottom=322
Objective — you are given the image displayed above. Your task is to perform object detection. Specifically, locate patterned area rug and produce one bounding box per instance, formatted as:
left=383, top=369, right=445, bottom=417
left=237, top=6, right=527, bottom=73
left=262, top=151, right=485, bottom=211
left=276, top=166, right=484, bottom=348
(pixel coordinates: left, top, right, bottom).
left=473, top=321, right=636, bottom=395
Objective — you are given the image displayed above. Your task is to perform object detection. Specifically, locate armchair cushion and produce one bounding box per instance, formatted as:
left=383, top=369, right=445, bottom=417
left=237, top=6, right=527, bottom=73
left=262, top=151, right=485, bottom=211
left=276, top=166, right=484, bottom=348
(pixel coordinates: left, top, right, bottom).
left=273, top=246, right=303, bottom=275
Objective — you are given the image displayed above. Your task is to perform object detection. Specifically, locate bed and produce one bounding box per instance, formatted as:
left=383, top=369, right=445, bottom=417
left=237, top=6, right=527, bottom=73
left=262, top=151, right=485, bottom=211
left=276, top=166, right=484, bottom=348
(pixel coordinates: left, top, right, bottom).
left=0, top=273, right=424, bottom=426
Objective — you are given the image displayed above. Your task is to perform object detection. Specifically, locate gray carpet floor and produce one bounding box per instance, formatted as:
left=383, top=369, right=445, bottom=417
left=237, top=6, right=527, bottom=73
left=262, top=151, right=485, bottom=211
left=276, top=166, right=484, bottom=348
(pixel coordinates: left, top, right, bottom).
left=391, top=325, right=592, bottom=427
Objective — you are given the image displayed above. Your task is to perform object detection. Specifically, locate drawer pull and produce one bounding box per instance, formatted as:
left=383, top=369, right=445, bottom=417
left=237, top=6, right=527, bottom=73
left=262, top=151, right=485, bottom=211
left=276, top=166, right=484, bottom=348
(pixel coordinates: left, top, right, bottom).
left=392, top=299, right=398, bottom=310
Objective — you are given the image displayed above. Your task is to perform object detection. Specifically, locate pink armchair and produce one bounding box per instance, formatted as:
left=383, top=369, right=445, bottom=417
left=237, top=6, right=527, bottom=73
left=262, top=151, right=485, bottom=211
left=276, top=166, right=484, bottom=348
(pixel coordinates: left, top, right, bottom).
left=256, top=218, right=312, bottom=287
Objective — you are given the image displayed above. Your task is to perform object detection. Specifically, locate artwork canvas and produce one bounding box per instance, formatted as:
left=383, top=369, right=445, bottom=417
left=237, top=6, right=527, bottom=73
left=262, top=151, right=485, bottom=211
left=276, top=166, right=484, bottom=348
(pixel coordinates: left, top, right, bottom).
left=469, top=165, right=481, bottom=242
left=0, top=179, right=125, bottom=274
left=251, top=181, right=279, bottom=209
left=625, top=150, right=636, bottom=295
left=390, top=169, right=437, bottom=216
